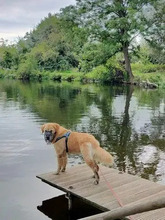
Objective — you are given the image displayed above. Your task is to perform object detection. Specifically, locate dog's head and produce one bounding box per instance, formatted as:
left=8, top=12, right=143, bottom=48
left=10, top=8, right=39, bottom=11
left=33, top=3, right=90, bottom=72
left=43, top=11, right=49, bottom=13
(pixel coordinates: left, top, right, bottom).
left=41, top=123, right=59, bottom=144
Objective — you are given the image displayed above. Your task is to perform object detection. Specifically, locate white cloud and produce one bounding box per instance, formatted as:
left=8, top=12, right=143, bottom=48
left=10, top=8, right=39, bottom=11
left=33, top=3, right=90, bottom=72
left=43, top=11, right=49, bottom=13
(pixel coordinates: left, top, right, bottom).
left=0, top=0, right=76, bottom=43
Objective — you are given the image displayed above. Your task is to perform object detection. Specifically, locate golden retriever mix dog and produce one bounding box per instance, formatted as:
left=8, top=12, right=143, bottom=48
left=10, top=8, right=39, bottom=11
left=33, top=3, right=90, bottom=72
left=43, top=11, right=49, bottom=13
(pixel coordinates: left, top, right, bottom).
left=41, top=123, right=113, bottom=184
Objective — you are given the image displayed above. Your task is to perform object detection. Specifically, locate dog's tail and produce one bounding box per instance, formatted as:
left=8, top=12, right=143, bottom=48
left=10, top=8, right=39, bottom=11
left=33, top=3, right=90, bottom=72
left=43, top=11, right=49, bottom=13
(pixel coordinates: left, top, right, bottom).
left=94, top=146, right=114, bottom=167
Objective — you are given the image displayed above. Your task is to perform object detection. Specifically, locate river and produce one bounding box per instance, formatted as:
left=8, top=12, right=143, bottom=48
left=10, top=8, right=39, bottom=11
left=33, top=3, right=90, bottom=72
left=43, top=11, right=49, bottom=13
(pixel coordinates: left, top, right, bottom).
left=0, top=79, right=165, bottom=220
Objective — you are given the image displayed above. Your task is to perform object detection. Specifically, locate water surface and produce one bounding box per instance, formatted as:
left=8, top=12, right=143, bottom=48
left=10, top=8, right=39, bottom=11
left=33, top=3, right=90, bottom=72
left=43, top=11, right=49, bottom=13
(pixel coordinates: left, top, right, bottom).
left=0, top=79, right=165, bottom=220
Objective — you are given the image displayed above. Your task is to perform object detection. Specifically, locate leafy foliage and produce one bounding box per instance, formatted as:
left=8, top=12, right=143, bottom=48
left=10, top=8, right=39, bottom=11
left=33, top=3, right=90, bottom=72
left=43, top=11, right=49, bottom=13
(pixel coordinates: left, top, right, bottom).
left=0, top=0, right=164, bottom=84
left=0, top=45, right=19, bottom=69
left=75, top=0, right=164, bottom=82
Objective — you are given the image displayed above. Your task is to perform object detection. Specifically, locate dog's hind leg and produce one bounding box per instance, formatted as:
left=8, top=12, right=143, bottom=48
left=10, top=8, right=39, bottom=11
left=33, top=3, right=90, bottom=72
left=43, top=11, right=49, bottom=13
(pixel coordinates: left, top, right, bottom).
left=80, top=143, right=100, bottom=185
left=92, top=161, right=99, bottom=179
left=86, top=159, right=99, bottom=185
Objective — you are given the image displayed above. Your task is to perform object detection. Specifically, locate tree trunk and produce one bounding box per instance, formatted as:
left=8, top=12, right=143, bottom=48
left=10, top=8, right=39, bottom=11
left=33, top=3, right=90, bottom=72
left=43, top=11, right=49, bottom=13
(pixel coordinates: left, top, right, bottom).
left=123, top=46, right=134, bottom=84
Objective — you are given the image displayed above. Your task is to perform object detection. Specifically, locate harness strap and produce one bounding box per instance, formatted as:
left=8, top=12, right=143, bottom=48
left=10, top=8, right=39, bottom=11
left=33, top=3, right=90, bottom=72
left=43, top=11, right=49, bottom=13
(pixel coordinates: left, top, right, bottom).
left=55, top=131, right=71, bottom=153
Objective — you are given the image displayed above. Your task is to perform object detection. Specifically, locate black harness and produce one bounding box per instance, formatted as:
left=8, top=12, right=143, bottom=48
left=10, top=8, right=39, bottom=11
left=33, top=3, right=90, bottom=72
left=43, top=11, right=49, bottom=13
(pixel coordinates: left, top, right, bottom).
left=54, top=131, right=71, bottom=153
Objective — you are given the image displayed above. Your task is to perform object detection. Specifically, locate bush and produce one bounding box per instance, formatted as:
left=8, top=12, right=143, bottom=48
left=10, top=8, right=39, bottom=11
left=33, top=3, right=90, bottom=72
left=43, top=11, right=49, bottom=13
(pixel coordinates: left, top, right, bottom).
left=0, top=68, right=16, bottom=79
left=0, top=68, right=5, bottom=78
left=85, top=65, right=110, bottom=82
left=79, top=42, right=118, bottom=73
left=16, top=56, right=39, bottom=80
left=132, top=63, right=165, bottom=88
left=56, top=57, right=72, bottom=71
left=132, top=63, right=165, bottom=74
left=49, top=72, right=62, bottom=81
left=106, top=56, right=126, bottom=82
left=84, top=55, right=126, bottom=82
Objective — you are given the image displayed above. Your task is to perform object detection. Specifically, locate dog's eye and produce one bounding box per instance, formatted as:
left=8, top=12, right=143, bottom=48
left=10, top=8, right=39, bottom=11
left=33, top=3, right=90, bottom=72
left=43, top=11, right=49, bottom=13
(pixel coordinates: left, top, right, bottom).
left=45, top=130, right=53, bottom=134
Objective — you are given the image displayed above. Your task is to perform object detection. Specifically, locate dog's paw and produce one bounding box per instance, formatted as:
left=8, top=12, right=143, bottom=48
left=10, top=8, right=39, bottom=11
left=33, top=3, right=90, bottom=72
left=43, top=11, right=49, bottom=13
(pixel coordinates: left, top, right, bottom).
left=94, top=180, right=99, bottom=185
left=61, top=168, right=66, bottom=172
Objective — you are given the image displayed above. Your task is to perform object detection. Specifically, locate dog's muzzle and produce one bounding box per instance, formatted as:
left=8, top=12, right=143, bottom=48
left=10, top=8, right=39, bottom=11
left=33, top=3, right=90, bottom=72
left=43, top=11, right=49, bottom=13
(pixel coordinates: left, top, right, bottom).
left=44, top=130, right=55, bottom=144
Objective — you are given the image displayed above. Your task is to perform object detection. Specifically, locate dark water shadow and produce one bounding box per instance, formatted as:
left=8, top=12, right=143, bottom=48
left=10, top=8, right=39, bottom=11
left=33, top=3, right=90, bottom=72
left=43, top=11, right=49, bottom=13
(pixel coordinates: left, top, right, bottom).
left=37, top=194, right=104, bottom=220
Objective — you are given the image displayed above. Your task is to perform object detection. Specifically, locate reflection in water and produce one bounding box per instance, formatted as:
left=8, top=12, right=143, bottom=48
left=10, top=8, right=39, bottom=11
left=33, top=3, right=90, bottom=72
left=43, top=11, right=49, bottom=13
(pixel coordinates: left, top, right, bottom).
left=0, top=79, right=165, bottom=220
left=38, top=195, right=104, bottom=220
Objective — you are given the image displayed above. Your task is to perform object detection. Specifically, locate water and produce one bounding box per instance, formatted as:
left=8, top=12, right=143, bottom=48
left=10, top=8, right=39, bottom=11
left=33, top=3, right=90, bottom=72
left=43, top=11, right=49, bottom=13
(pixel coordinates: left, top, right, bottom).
left=0, top=79, right=165, bottom=220
left=38, top=194, right=104, bottom=220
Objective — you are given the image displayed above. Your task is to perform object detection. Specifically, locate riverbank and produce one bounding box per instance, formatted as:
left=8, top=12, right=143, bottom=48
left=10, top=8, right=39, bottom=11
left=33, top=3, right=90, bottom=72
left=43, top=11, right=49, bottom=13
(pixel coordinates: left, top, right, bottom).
left=0, top=63, right=165, bottom=88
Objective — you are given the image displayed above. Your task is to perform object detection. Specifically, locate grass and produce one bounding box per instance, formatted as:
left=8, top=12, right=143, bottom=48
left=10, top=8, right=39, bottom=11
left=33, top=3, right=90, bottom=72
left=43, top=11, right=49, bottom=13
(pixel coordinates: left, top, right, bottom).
left=0, top=67, right=84, bottom=81
left=41, top=69, right=84, bottom=81
left=132, top=63, right=165, bottom=88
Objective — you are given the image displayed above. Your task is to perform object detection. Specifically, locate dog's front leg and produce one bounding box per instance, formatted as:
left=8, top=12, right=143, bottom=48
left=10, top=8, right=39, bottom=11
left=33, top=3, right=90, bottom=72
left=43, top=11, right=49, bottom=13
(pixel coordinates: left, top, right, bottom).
left=55, top=154, right=63, bottom=175
left=54, top=143, right=65, bottom=175
left=61, top=152, right=67, bottom=172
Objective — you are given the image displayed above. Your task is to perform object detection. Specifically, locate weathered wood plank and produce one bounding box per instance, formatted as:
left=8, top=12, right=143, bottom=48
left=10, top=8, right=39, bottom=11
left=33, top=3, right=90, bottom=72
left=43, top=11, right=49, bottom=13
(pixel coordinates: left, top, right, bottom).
left=80, top=197, right=165, bottom=220
left=37, top=164, right=165, bottom=220
left=134, top=207, right=165, bottom=220
left=104, top=188, right=165, bottom=210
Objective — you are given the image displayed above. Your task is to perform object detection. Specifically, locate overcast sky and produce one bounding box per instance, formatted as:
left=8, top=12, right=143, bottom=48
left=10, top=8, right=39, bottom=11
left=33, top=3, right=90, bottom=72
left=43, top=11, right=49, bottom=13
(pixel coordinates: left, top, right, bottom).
left=0, top=0, right=76, bottom=44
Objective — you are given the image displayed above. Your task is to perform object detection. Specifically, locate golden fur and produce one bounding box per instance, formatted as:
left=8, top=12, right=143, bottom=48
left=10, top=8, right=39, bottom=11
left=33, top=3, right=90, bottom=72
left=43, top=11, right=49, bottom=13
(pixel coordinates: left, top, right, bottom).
left=41, top=123, right=114, bottom=184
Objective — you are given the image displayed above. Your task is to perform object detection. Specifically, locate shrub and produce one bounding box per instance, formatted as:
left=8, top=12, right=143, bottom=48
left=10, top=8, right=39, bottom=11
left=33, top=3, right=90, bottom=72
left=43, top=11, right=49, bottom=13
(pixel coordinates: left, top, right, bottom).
left=0, top=68, right=5, bottom=78
left=0, top=68, right=16, bottom=79
left=84, top=55, right=126, bottom=82
left=132, top=63, right=165, bottom=74
left=16, top=56, right=38, bottom=80
left=86, top=65, right=109, bottom=81
left=79, top=42, right=118, bottom=73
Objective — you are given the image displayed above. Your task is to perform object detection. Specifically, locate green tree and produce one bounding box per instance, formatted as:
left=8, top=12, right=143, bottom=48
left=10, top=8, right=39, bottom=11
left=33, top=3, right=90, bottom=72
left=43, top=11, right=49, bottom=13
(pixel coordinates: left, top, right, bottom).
left=74, top=0, right=163, bottom=83
left=20, top=14, right=80, bottom=72
left=0, top=45, right=19, bottom=69
left=141, top=0, right=165, bottom=64
left=3, top=51, right=13, bottom=68
left=142, top=0, right=165, bottom=50
left=58, top=6, right=88, bottom=63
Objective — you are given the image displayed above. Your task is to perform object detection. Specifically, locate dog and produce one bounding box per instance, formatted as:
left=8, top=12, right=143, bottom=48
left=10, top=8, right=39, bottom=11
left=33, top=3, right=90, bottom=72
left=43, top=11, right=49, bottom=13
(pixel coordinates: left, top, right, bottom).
left=41, top=123, right=114, bottom=184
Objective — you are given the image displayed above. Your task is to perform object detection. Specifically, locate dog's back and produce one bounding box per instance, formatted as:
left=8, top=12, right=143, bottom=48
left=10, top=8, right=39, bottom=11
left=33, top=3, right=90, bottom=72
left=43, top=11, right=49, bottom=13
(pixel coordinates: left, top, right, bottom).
left=68, top=132, right=113, bottom=166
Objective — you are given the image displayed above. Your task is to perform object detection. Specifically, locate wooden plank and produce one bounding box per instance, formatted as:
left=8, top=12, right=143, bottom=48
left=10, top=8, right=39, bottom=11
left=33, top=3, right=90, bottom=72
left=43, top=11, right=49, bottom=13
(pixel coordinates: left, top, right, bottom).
left=87, top=179, right=148, bottom=207
left=103, top=187, right=165, bottom=210
left=37, top=164, right=165, bottom=219
left=80, top=197, right=165, bottom=220
left=135, top=207, right=165, bottom=220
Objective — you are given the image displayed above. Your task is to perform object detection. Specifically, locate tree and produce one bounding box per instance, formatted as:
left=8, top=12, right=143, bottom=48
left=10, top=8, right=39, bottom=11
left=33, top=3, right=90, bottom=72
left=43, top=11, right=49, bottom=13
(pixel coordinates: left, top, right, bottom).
left=21, top=14, right=80, bottom=72
left=0, top=45, right=19, bottom=69
left=74, top=0, right=163, bottom=83
left=140, top=0, right=165, bottom=64
left=142, top=0, right=165, bottom=50
left=58, top=6, right=88, bottom=57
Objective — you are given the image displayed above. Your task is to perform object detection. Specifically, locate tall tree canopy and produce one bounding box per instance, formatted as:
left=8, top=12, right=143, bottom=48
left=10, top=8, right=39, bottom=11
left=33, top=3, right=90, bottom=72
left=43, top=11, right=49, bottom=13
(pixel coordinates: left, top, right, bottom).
left=73, top=0, right=164, bottom=83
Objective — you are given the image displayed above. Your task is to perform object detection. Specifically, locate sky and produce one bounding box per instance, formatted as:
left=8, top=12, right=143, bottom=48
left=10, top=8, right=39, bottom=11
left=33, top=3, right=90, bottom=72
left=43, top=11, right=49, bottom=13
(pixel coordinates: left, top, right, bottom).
left=0, top=0, right=76, bottom=44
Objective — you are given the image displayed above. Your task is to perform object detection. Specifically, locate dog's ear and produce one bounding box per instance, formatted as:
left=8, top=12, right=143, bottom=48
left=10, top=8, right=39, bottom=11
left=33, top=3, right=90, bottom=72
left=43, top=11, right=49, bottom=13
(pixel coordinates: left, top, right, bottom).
left=52, top=123, right=60, bottom=131
left=41, top=124, right=45, bottom=133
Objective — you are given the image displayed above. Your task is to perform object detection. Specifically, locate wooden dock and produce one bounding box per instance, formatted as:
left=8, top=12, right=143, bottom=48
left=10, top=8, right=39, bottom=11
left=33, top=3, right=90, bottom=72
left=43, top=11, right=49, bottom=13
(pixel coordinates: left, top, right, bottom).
left=37, top=164, right=165, bottom=220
